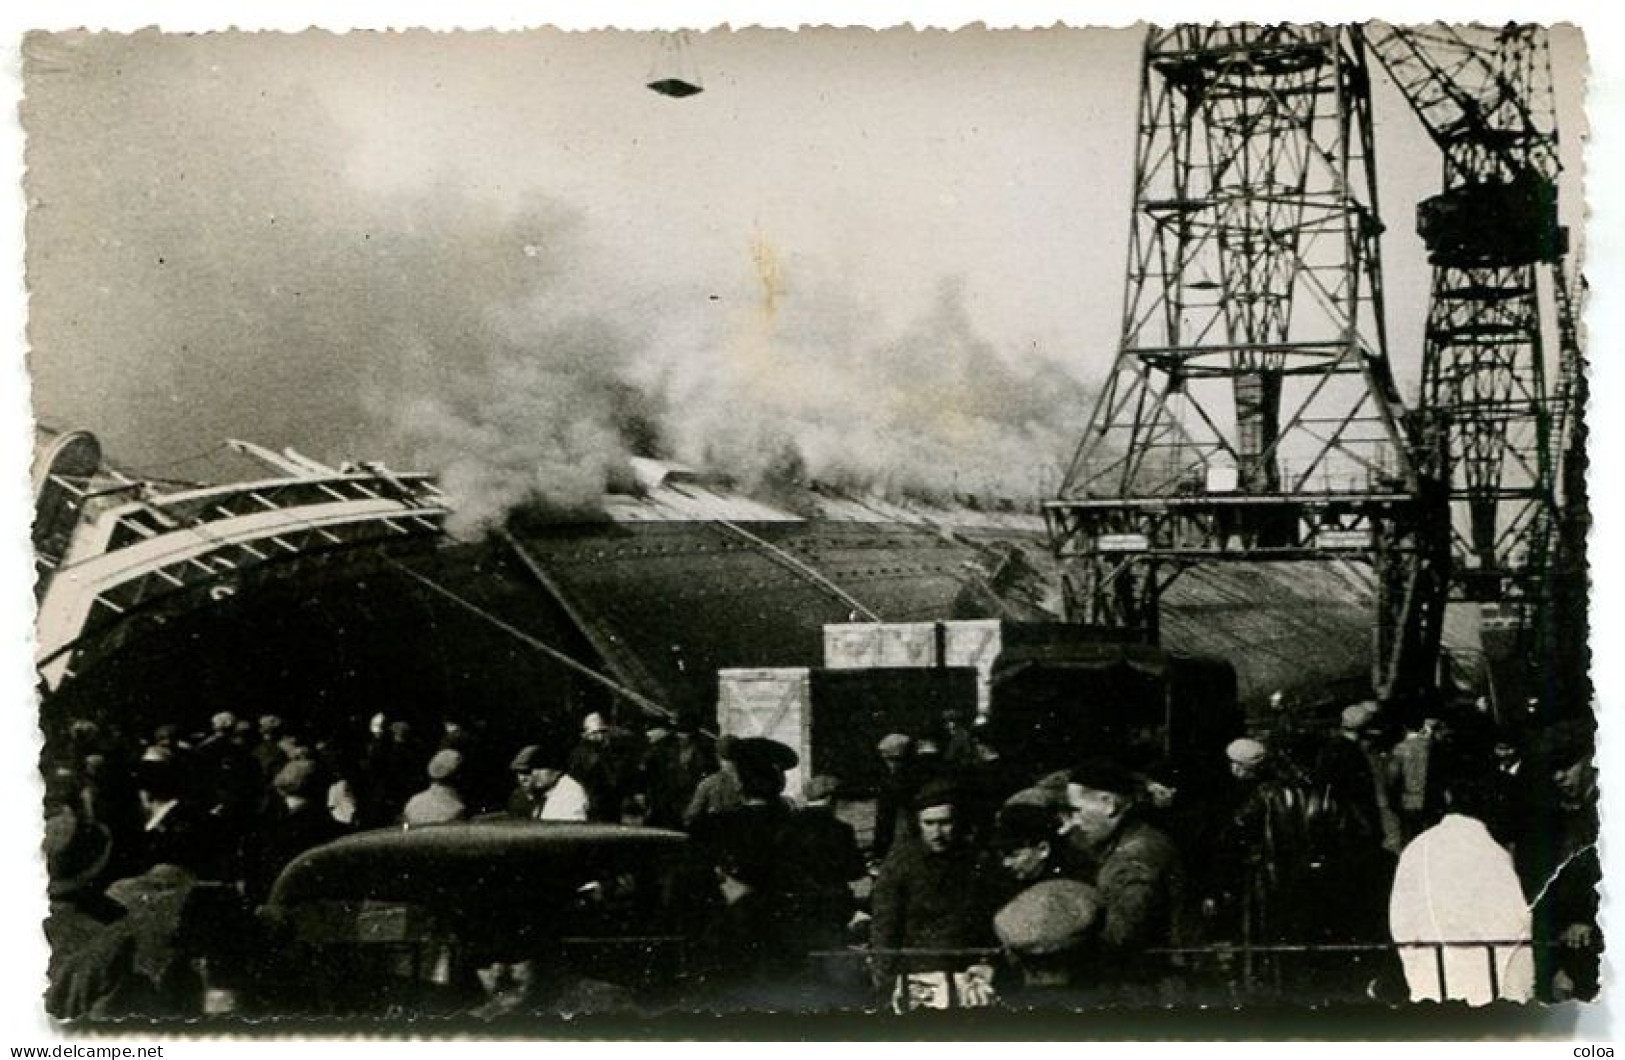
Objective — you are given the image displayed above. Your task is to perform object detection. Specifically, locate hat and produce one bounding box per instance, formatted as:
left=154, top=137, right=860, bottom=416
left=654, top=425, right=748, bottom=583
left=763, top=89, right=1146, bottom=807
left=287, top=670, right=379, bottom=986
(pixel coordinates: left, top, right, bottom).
left=44, top=807, right=111, bottom=899
left=993, top=803, right=1057, bottom=852
left=1225, top=738, right=1268, bottom=768
left=510, top=744, right=541, bottom=772
left=427, top=748, right=463, bottom=781
left=804, top=775, right=841, bottom=803
left=1067, top=758, right=1140, bottom=800
left=730, top=736, right=799, bottom=774
left=730, top=737, right=797, bottom=801
left=1004, top=785, right=1065, bottom=811
left=582, top=712, right=608, bottom=735
left=994, top=880, right=1101, bottom=958
left=1342, top=701, right=1380, bottom=732
left=106, top=864, right=199, bottom=983
left=911, top=777, right=959, bottom=813
left=273, top=759, right=322, bottom=798
left=877, top=733, right=912, bottom=758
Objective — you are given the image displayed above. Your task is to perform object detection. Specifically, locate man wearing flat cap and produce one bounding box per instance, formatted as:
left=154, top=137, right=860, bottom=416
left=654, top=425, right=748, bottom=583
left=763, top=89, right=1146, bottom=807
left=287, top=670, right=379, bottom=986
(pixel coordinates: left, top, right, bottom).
left=244, top=757, right=347, bottom=903
left=994, top=879, right=1103, bottom=1001
left=402, top=748, right=468, bottom=826
left=870, top=733, right=918, bottom=865
left=505, top=745, right=589, bottom=822
left=1315, top=700, right=1399, bottom=854
left=1209, top=735, right=1333, bottom=952
left=1061, top=758, right=1184, bottom=980
left=869, top=779, right=996, bottom=1004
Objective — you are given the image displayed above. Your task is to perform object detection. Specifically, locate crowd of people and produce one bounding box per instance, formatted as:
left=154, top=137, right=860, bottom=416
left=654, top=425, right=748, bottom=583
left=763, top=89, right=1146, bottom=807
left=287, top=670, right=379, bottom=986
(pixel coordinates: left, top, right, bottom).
left=39, top=689, right=1601, bottom=1018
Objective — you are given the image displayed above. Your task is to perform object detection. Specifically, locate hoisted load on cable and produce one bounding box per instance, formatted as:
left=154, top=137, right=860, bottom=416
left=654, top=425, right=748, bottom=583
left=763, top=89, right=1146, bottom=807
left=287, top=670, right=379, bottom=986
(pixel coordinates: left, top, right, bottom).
left=646, top=30, right=704, bottom=98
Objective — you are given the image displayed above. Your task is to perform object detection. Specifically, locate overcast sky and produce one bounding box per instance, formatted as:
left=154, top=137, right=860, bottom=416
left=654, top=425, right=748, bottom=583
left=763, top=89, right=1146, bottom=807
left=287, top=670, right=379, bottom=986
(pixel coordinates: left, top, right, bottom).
left=19, top=25, right=1588, bottom=515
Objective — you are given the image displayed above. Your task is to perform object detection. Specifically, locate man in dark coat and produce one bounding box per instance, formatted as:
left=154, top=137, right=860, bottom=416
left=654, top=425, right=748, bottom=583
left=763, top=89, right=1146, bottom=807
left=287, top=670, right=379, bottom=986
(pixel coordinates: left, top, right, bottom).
left=989, top=801, right=1070, bottom=910
left=689, top=737, right=800, bottom=888
left=1062, top=758, right=1185, bottom=987
left=1517, top=720, right=1602, bottom=1000
left=782, top=775, right=867, bottom=949
left=567, top=712, right=642, bottom=822
left=44, top=806, right=137, bottom=1020
left=363, top=719, right=425, bottom=826
left=868, top=780, right=996, bottom=1002
left=870, top=733, right=918, bottom=864
left=695, top=813, right=801, bottom=1010
left=245, top=760, right=347, bottom=904
left=132, top=759, right=217, bottom=880
left=644, top=716, right=716, bottom=829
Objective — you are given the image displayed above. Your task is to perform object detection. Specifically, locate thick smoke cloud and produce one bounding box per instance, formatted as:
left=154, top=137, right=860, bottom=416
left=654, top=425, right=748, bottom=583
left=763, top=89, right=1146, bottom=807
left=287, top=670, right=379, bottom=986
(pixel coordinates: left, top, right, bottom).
left=659, top=268, right=1089, bottom=506
left=25, top=31, right=1095, bottom=537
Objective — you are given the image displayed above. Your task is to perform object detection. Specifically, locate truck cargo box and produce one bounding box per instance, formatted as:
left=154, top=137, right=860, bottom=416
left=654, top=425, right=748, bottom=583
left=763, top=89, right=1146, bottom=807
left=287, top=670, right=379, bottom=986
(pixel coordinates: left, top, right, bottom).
left=988, top=641, right=1241, bottom=776
left=822, top=620, right=1126, bottom=715
left=717, top=665, right=979, bottom=797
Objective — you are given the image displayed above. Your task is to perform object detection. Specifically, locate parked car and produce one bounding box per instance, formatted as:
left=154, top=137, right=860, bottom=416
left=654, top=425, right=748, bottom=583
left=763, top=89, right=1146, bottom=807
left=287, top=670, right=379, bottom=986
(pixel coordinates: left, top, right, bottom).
left=252, top=820, right=701, bottom=1018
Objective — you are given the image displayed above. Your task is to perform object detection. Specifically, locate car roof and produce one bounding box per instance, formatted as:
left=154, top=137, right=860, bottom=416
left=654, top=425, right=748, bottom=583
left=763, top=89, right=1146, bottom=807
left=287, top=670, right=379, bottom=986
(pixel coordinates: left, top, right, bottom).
left=266, top=820, right=689, bottom=909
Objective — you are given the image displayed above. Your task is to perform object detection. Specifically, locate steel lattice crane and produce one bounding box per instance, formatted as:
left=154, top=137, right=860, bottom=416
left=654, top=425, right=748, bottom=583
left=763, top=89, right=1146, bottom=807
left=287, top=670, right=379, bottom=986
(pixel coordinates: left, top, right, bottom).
left=1362, top=23, right=1586, bottom=702
left=1044, top=25, right=1451, bottom=703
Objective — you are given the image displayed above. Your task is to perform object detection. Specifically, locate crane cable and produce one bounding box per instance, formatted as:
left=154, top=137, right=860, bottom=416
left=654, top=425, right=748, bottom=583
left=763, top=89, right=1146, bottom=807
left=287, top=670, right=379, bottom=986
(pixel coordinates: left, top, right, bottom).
left=381, top=555, right=676, bottom=722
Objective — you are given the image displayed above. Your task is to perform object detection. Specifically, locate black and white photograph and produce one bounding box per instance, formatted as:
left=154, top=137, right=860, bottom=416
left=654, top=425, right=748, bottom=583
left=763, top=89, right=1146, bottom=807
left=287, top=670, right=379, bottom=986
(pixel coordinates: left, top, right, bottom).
left=11, top=2, right=1620, bottom=1039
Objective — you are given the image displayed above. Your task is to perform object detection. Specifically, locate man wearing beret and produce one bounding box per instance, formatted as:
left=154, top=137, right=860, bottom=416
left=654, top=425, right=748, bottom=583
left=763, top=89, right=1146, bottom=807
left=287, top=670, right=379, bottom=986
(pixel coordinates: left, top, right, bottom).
left=1061, top=758, right=1185, bottom=983
left=869, top=779, right=996, bottom=1004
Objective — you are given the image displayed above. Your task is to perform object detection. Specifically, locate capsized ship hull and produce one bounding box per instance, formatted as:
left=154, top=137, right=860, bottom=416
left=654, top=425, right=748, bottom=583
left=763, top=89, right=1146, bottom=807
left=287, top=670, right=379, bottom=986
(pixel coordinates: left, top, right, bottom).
left=35, top=435, right=1479, bottom=746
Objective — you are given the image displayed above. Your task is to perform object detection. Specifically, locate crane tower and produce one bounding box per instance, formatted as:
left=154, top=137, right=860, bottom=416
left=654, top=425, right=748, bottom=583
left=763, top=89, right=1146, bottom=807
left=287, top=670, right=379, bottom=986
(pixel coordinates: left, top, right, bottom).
left=1362, top=23, right=1586, bottom=703
left=1045, top=26, right=1451, bottom=701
